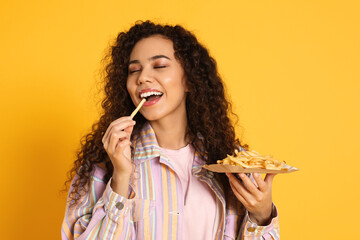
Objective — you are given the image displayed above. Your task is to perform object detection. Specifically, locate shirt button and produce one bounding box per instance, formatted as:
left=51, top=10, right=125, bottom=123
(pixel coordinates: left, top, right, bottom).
left=115, top=202, right=124, bottom=210
left=247, top=227, right=256, bottom=232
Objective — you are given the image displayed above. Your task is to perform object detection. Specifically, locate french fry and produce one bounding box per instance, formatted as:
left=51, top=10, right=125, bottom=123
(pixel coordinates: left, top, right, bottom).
left=130, top=99, right=146, bottom=119
left=218, top=149, right=286, bottom=170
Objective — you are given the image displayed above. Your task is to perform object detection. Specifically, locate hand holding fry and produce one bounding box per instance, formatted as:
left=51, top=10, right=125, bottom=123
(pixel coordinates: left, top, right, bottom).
left=102, top=100, right=145, bottom=176
left=102, top=116, right=136, bottom=175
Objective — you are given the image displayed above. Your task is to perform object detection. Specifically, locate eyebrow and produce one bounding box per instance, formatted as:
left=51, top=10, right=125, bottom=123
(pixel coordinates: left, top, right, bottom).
left=129, top=55, right=171, bottom=65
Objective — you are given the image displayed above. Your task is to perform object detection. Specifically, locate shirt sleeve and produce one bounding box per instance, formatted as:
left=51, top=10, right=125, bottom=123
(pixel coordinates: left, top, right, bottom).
left=61, top=166, right=136, bottom=240
left=238, top=204, right=280, bottom=240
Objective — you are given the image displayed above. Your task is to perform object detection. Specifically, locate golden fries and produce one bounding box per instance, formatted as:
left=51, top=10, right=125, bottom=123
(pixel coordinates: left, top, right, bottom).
left=217, top=149, right=286, bottom=170
left=130, top=99, right=146, bottom=119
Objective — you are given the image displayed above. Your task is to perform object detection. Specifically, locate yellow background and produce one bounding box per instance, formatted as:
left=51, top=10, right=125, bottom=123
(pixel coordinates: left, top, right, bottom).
left=1, top=0, right=359, bottom=239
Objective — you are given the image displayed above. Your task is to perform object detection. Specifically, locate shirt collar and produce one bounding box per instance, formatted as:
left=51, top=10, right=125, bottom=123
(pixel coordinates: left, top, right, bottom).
left=132, top=122, right=225, bottom=204
left=132, top=122, right=161, bottom=164
left=132, top=122, right=206, bottom=169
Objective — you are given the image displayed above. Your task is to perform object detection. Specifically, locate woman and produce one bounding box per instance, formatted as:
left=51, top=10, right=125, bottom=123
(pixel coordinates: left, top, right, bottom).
left=62, top=20, right=280, bottom=240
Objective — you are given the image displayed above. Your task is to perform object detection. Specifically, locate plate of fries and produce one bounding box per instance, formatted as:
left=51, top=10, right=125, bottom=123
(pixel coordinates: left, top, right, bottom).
left=203, top=149, right=298, bottom=174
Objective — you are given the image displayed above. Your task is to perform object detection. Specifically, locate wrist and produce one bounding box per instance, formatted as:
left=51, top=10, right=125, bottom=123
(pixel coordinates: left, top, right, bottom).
left=110, top=172, right=132, bottom=196
left=249, top=205, right=274, bottom=226
left=112, top=164, right=133, bottom=178
left=249, top=213, right=271, bottom=226
left=112, top=171, right=132, bottom=180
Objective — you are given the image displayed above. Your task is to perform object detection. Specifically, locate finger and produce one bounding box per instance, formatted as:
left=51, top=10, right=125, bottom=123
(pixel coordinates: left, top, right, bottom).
left=226, top=173, right=254, bottom=201
left=123, top=124, right=135, bottom=136
left=102, top=116, right=131, bottom=143
left=114, top=138, right=131, bottom=157
left=253, top=173, right=267, bottom=192
left=103, top=118, right=135, bottom=146
left=108, top=130, right=129, bottom=154
left=229, top=179, right=247, bottom=205
left=104, top=127, right=127, bottom=152
left=238, top=173, right=262, bottom=196
left=264, top=173, right=277, bottom=185
left=103, top=118, right=134, bottom=144
left=111, top=120, right=135, bottom=137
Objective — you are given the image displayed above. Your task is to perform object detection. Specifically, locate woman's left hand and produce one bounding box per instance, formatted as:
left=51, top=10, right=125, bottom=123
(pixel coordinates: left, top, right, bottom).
left=225, top=172, right=276, bottom=226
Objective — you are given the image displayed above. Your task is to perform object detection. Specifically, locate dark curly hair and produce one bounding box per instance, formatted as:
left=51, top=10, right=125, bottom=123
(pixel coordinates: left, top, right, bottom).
left=64, top=20, right=248, bottom=206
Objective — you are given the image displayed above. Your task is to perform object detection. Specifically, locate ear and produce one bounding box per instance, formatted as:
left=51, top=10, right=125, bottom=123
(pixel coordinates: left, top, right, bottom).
left=183, top=76, right=190, bottom=93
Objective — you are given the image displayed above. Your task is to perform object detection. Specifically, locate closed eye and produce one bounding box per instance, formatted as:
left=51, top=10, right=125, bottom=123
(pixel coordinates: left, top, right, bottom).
left=129, top=66, right=166, bottom=74
left=129, top=69, right=140, bottom=74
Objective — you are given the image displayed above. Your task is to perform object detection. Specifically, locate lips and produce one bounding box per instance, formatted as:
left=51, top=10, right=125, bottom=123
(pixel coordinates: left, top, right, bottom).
left=143, top=95, right=162, bottom=106
left=138, top=88, right=163, bottom=98
left=138, top=88, right=163, bottom=106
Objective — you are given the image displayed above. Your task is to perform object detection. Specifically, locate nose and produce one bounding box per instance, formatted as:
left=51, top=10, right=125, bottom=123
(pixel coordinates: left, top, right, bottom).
left=137, top=67, right=153, bottom=85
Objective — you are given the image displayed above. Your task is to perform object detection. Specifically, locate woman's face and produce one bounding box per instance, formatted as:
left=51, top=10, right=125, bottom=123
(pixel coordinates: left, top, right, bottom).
left=126, top=35, right=188, bottom=123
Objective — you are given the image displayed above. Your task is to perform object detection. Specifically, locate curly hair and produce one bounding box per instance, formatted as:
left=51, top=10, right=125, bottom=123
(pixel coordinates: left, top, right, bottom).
left=64, top=20, right=248, bottom=206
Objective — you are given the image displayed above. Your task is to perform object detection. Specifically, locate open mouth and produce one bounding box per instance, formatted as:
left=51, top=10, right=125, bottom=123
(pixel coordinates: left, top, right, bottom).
left=140, top=91, right=164, bottom=102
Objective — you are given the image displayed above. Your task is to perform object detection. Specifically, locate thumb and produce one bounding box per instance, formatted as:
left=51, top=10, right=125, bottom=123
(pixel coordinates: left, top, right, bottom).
left=264, top=173, right=277, bottom=185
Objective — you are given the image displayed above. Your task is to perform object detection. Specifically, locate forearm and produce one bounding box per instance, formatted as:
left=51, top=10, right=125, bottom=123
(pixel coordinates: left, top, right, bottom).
left=111, top=172, right=132, bottom=197
left=248, top=206, right=273, bottom=226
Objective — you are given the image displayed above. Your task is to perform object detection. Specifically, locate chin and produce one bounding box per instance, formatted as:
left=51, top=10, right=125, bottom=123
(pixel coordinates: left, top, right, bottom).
left=141, top=113, right=163, bottom=122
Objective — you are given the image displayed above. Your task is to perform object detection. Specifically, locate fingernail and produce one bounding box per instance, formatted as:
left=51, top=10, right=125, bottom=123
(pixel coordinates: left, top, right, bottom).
left=240, top=173, right=246, bottom=178
left=254, top=173, right=259, bottom=178
left=132, top=120, right=136, bottom=124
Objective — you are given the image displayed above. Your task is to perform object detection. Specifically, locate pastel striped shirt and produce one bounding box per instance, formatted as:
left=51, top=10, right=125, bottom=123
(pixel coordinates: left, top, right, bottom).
left=160, top=144, right=220, bottom=240
left=61, top=122, right=280, bottom=239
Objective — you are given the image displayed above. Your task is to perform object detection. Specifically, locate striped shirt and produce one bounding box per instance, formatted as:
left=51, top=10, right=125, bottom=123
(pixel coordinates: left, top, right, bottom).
left=61, top=122, right=280, bottom=240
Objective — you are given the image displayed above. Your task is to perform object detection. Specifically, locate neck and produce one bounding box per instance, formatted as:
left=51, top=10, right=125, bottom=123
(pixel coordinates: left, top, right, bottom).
left=150, top=114, right=188, bottom=150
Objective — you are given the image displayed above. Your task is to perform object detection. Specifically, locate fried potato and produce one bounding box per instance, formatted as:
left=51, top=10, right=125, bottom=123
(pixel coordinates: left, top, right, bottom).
left=217, top=149, right=286, bottom=170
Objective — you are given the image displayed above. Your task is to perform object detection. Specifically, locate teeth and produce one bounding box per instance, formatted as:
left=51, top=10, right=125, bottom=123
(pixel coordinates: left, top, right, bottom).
left=140, top=91, right=163, bottom=99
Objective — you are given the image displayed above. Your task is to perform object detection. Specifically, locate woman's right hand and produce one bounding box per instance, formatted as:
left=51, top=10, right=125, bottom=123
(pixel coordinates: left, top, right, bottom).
left=102, top=116, right=136, bottom=176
